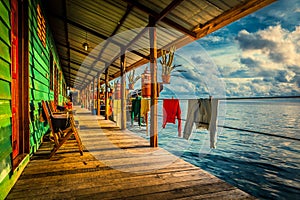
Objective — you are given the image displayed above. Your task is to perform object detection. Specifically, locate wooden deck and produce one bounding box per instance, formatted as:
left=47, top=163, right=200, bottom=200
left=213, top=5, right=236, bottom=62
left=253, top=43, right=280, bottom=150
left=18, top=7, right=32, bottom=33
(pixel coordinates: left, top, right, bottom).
left=6, top=107, right=254, bottom=200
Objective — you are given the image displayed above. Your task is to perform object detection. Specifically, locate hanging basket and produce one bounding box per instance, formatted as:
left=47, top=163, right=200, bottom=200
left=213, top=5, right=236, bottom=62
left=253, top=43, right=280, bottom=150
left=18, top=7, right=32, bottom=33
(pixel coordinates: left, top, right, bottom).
left=128, top=83, right=134, bottom=90
left=162, top=74, right=171, bottom=84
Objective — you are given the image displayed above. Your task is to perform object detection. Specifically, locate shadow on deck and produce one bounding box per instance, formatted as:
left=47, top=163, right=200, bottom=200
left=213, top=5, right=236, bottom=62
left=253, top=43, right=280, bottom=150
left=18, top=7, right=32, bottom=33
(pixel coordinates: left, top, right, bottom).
left=6, top=106, right=254, bottom=199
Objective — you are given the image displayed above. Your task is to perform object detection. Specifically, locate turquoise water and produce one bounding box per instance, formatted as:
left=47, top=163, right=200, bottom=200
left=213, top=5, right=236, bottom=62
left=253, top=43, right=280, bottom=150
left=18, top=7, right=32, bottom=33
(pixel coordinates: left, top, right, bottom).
left=128, top=99, right=300, bottom=199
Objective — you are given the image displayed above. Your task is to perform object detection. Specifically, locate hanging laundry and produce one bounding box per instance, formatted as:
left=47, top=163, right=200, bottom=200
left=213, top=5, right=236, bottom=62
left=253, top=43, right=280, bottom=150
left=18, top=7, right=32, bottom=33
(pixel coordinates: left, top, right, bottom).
left=113, top=99, right=121, bottom=127
left=183, top=98, right=219, bottom=148
left=183, top=99, right=199, bottom=139
left=140, top=98, right=150, bottom=119
left=209, top=99, right=219, bottom=149
left=131, top=96, right=142, bottom=126
left=198, top=98, right=211, bottom=129
left=162, top=99, right=181, bottom=136
left=140, top=98, right=150, bottom=131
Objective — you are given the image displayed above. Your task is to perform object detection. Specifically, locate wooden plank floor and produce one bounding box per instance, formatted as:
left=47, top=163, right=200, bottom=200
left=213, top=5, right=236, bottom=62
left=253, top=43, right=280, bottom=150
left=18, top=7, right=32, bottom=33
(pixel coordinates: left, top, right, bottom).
left=6, top=107, right=254, bottom=200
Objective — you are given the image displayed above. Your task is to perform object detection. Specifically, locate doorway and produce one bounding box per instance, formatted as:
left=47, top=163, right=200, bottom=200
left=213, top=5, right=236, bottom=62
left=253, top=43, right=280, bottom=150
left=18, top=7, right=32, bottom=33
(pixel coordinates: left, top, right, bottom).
left=11, top=0, right=30, bottom=168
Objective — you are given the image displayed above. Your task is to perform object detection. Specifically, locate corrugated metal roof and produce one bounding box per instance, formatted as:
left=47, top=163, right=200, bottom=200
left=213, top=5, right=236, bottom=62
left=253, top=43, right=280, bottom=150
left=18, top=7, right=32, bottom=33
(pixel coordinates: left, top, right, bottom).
left=44, top=0, right=276, bottom=89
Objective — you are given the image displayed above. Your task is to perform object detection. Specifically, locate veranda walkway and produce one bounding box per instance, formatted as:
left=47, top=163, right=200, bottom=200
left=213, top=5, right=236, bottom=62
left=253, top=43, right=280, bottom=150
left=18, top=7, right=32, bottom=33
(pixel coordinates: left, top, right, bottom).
left=6, top=107, right=254, bottom=199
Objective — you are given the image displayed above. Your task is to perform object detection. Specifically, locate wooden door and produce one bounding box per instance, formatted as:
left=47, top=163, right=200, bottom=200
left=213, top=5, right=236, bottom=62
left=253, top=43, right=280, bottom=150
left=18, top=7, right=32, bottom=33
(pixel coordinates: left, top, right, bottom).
left=11, top=0, right=19, bottom=159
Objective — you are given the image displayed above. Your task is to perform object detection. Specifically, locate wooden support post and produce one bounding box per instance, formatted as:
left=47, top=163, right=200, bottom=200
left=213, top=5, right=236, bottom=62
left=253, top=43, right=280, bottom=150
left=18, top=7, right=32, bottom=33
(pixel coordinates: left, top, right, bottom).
left=88, top=83, right=91, bottom=110
left=86, top=87, right=88, bottom=109
left=105, top=68, right=109, bottom=119
left=82, top=89, right=84, bottom=108
left=84, top=87, right=86, bottom=108
left=120, top=48, right=126, bottom=130
left=149, top=17, right=158, bottom=147
left=83, top=88, right=86, bottom=108
left=92, top=78, right=95, bottom=113
left=97, top=74, right=100, bottom=115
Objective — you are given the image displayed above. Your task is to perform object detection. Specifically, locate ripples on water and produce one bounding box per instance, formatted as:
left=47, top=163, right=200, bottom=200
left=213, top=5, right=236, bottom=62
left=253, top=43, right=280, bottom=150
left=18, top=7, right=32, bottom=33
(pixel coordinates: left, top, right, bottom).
left=128, top=99, right=300, bottom=199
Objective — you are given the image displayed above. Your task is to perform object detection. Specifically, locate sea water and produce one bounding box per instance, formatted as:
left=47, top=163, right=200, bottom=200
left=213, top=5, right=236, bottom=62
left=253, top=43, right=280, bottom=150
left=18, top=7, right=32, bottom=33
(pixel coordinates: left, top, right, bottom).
left=128, top=99, right=300, bottom=199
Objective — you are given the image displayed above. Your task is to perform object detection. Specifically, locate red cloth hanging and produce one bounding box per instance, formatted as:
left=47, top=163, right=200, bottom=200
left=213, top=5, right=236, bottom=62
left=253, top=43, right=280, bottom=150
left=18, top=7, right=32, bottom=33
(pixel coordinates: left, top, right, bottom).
left=162, top=99, right=181, bottom=137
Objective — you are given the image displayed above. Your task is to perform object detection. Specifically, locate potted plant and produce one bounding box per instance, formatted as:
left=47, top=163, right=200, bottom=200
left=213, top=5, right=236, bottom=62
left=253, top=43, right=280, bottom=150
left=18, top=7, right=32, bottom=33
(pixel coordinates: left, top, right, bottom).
left=110, top=80, right=121, bottom=99
left=127, top=70, right=141, bottom=90
left=160, top=46, right=182, bottom=84
left=100, top=85, right=105, bottom=95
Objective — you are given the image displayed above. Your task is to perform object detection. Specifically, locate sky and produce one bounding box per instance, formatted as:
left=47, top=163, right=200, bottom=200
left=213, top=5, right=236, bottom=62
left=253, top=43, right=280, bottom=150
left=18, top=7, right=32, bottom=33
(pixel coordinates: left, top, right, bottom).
left=113, top=0, right=300, bottom=98
left=191, top=0, right=300, bottom=97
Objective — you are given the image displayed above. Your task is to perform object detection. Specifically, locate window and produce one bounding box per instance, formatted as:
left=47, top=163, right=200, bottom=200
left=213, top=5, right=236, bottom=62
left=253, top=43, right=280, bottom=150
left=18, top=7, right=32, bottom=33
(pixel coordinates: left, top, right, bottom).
left=37, top=4, right=46, bottom=47
left=50, top=53, right=53, bottom=90
left=58, top=71, right=62, bottom=94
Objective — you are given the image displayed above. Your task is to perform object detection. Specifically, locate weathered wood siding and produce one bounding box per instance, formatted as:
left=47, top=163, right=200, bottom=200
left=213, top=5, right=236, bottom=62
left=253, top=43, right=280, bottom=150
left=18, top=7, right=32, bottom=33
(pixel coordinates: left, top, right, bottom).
left=0, top=0, right=65, bottom=198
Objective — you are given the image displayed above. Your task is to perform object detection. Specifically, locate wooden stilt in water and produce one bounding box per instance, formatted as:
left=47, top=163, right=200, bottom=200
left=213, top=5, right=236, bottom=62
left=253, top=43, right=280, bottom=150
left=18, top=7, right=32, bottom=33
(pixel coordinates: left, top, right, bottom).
left=105, top=68, right=109, bottom=119
left=149, top=17, right=158, bottom=147
left=120, top=48, right=126, bottom=130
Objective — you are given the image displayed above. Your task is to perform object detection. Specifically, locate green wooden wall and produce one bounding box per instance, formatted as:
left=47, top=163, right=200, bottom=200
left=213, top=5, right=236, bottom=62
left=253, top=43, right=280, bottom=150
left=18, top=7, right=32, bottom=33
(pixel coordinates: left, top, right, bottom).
left=0, top=0, right=13, bottom=199
left=28, top=0, right=65, bottom=152
left=0, top=0, right=66, bottom=198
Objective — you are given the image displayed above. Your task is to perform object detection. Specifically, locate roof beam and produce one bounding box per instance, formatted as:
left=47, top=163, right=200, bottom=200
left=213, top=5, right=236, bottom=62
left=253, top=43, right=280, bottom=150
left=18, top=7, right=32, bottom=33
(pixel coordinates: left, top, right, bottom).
left=65, top=18, right=111, bottom=44
left=81, top=5, right=133, bottom=86
left=112, top=5, right=132, bottom=36
left=155, top=0, right=184, bottom=21
left=61, top=58, right=115, bottom=78
left=65, top=76, right=88, bottom=84
left=194, top=0, right=277, bottom=38
left=128, top=47, right=150, bottom=60
left=112, top=34, right=189, bottom=78
left=123, top=0, right=196, bottom=38
left=65, top=74, right=105, bottom=82
left=62, top=0, right=72, bottom=84
left=62, top=67, right=94, bottom=80
left=108, top=0, right=187, bottom=77
left=54, top=16, right=149, bottom=60
left=56, top=42, right=121, bottom=70
left=60, top=57, right=99, bottom=73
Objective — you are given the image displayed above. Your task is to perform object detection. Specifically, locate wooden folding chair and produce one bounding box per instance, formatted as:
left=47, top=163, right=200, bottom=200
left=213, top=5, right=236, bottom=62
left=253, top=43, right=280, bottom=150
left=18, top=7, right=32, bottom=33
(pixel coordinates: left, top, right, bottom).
left=41, top=100, right=83, bottom=158
left=48, top=100, right=65, bottom=114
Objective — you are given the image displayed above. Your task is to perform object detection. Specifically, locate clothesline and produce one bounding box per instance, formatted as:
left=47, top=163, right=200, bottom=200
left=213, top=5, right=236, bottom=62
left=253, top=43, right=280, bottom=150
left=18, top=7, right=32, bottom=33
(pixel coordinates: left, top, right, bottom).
left=150, top=114, right=300, bottom=142
left=127, top=95, right=300, bottom=101
left=113, top=97, right=300, bottom=143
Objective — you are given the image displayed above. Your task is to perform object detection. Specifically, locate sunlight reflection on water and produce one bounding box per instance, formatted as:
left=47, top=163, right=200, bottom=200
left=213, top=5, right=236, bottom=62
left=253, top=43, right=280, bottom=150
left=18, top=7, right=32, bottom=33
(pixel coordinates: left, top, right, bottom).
left=129, top=99, right=300, bottom=199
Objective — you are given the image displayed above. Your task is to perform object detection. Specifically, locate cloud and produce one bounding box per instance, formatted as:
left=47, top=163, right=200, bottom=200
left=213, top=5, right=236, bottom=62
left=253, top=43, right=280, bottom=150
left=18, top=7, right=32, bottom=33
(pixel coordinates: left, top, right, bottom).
left=275, top=70, right=296, bottom=82
left=173, top=2, right=300, bottom=97
left=293, top=75, right=300, bottom=87
left=200, top=36, right=224, bottom=42
left=236, top=30, right=276, bottom=50
left=220, top=4, right=300, bottom=97
left=236, top=25, right=300, bottom=69
left=249, top=0, right=300, bottom=30
left=240, top=57, right=261, bottom=69
left=229, top=69, right=251, bottom=78
left=257, top=70, right=276, bottom=77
